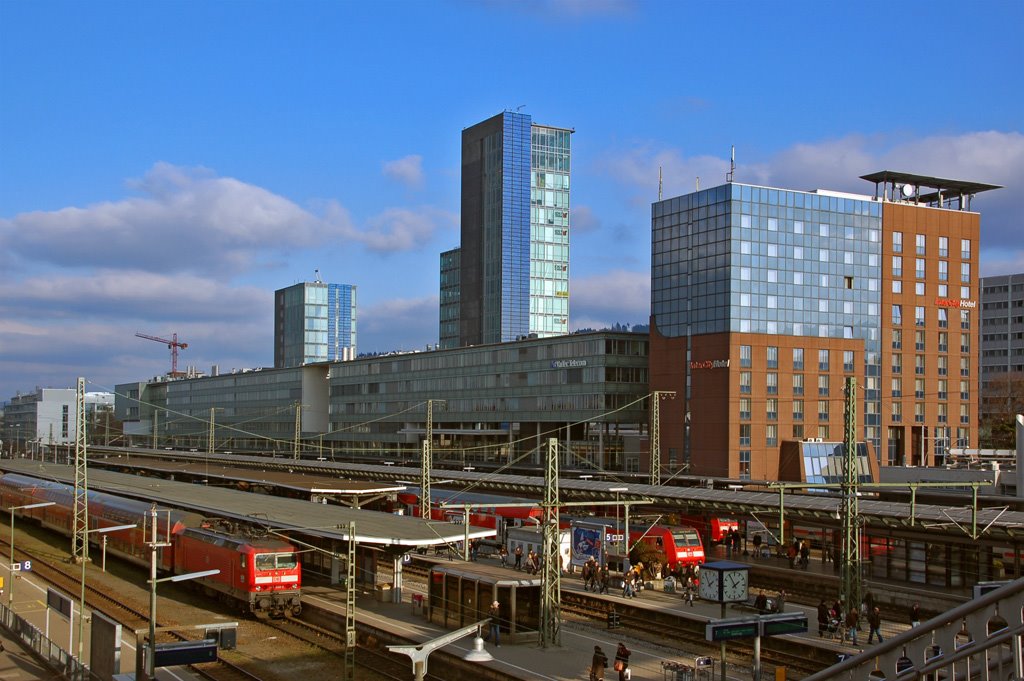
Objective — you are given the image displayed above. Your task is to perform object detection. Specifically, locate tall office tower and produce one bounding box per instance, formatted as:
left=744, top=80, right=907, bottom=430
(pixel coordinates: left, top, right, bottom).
left=274, top=277, right=357, bottom=368
left=649, top=172, right=999, bottom=480
left=979, top=272, right=1024, bottom=432
left=440, top=111, right=572, bottom=349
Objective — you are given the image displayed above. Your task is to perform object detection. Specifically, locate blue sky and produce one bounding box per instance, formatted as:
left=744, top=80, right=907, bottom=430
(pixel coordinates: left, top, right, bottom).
left=1, top=0, right=1022, bottom=401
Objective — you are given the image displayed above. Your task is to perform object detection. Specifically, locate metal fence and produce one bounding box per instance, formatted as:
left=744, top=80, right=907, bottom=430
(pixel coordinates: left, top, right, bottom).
left=0, top=601, right=90, bottom=681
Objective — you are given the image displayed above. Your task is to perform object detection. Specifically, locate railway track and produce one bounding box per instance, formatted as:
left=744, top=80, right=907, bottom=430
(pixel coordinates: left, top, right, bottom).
left=2, top=537, right=263, bottom=681
left=4, top=534, right=517, bottom=681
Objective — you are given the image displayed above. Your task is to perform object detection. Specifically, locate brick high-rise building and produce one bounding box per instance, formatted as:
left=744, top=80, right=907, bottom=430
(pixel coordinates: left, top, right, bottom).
left=650, top=172, right=1000, bottom=480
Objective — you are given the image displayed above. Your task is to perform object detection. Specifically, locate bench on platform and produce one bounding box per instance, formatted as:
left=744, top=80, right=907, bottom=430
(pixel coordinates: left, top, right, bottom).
left=731, top=595, right=778, bottom=614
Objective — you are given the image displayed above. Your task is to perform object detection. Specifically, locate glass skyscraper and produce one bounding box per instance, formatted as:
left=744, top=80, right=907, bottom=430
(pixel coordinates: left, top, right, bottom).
left=440, top=111, right=571, bottom=349
left=274, top=279, right=357, bottom=367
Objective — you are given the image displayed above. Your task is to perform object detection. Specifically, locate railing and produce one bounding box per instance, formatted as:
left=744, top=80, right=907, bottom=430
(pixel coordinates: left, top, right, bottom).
left=804, top=577, right=1024, bottom=681
left=0, top=601, right=90, bottom=680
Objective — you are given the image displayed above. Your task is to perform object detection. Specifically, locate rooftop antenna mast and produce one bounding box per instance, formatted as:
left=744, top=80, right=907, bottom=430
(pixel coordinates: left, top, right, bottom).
left=726, top=145, right=736, bottom=183
left=658, top=166, right=663, bottom=201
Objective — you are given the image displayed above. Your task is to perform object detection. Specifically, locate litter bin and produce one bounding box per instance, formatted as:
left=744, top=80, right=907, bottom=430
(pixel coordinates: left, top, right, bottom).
left=375, top=583, right=392, bottom=603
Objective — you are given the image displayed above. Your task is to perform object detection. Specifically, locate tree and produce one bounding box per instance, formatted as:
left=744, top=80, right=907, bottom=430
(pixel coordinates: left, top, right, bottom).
left=980, top=371, right=1024, bottom=449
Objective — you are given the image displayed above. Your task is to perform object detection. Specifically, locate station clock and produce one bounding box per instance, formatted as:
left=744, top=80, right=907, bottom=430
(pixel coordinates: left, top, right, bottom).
left=698, top=561, right=749, bottom=603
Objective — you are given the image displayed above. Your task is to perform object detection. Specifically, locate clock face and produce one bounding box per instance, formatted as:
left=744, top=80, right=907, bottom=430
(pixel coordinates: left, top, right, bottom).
left=698, top=569, right=720, bottom=601
left=722, top=569, right=749, bottom=602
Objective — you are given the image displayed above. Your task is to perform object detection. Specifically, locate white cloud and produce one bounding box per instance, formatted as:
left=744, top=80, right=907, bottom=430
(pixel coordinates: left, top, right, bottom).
left=0, top=270, right=269, bottom=322
left=570, top=269, right=650, bottom=329
left=0, top=163, right=450, bottom=279
left=358, top=295, right=439, bottom=353
left=382, top=155, right=425, bottom=189
left=571, top=205, right=601, bottom=234
left=601, top=130, right=1024, bottom=266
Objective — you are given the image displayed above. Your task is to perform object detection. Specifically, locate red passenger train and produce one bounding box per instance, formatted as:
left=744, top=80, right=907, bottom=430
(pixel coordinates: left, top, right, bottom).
left=0, top=472, right=301, bottom=619
left=394, top=488, right=544, bottom=536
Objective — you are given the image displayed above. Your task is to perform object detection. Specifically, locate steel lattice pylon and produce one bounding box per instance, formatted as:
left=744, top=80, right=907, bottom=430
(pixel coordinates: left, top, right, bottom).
left=539, top=437, right=561, bottom=648
left=840, top=377, right=861, bottom=612
left=649, top=391, right=676, bottom=486
left=72, top=377, right=88, bottom=564
left=345, top=521, right=356, bottom=681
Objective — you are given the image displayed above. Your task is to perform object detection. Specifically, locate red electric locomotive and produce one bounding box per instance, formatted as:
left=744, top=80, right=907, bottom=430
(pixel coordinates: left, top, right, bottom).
left=0, top=472, right=301, bottom=618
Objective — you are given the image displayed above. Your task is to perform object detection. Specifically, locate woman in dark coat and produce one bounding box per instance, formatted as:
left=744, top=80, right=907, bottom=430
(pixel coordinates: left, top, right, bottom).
left=590, top=645, right=608, bottom=681
left=614, top=642, right=631, bottom=680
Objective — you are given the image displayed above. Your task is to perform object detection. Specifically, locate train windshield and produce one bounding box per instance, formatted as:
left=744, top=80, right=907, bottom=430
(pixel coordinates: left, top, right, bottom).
left=672, top=529, right=702, bottom=547
left=255, top=552, right=298, bottom=570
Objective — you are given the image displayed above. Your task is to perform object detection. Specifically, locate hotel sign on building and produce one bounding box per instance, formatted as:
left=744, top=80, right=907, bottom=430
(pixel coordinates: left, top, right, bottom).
left=689, top=359, right=730, bottom=370
left=935, top=298, right=977, bottom=309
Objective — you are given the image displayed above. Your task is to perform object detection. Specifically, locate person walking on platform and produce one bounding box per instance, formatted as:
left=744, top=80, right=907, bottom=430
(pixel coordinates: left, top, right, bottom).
left=788, top=540, right=798, bottom=568
left=582, top=559, right=594, bottom=591
left=486, top=600, right=501, bottom=647
left=910, top=602, right=921, bottom=628
left=614, top=642, right=631, bottom=681
left=817, top=600, right=829, bottom=637
left=799, top=540, right=810, bottom=568
left=590, top=645, right=609, bottom=681
left=514, top=545, right=523, bottom=570
left=684, top=576, right=695, bottom=606
left=752, top=533, right=762, bottom=559
left=867, top=606, right=884, bottom=644
left=845, top=606, right=860, bottom=647
left=598, top=564, right=610, bottom=594
left=621, top=569, right=635, bottom=598
left=498, top=545, right=508, bottom=568
left=776, top=589, right=786, bottom=612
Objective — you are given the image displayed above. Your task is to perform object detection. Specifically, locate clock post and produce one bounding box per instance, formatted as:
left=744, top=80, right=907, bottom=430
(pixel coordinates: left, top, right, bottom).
left=698, top=561, right=749, bottom=681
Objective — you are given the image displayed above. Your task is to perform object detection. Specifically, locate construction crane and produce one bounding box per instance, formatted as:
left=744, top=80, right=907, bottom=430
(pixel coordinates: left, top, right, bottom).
left=135, top=332, right=189, bottom=376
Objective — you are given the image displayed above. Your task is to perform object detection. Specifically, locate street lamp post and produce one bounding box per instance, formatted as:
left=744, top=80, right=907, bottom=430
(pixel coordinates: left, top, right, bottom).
left=78, top=523, right=136, bottom=663
left=7, top=501, right=56, bottom=606
left=145, top=568, right=219, bottom=678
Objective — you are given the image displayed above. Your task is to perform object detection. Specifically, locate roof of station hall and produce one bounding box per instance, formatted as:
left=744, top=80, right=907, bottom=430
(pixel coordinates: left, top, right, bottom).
left=0, top=459, right=494, bottom=547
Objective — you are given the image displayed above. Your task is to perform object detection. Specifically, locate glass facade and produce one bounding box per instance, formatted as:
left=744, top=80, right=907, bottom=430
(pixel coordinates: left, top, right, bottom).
left=530, top=125, right=571, bottom=337
left=275, top=281, right=357, bottom=367
left=652, top=182, right=884, bottom=453
left=801, top=442, right=874, bottom=486
left=481, top=112, right=531, bottom=344
left=449, top=111, right=571, bottom=348
left=439, top=248, right=461, bottom=349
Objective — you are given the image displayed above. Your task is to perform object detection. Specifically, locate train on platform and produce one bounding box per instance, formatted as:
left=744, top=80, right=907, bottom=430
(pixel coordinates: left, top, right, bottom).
left=0, top=472, right=302, bottom=619
left=392, top=488, right=545, bottom=536
left=570, top=518, right=705, bottom=571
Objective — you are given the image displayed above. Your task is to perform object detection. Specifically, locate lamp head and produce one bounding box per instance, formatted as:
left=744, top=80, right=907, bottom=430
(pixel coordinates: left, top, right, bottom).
left=463, top=635, right=493, bottom=662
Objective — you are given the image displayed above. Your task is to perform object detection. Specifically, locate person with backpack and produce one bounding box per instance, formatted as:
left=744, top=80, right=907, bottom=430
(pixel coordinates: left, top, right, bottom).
left=590, top=645, right=608, bottom=681
left=514, top=545, right=523, bottom=570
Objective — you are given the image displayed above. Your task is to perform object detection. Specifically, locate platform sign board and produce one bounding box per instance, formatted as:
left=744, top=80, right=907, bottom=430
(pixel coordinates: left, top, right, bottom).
left=706, top=613, right=808, bottom=641
left=47, top=587, right=73, bottom=619
left=706, top=618, right=758, bottom=641
left=153, top=639, right=218, bottom=667
left=973, top=580, right=1011, bottom=599
left=761, top=613, right=808, bottom=636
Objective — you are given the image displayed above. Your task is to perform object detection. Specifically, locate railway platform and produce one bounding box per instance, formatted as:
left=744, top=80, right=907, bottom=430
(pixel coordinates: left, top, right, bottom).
left=314, top=554, right=914, bottom=680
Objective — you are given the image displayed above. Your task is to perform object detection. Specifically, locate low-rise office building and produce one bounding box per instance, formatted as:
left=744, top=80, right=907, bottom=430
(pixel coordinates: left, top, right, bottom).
left=115, top=331, right=651, bottom=471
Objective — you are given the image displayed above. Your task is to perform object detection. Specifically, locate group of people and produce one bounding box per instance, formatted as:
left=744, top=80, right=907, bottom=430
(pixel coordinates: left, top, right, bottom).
left=722, top=528, right=742, bottom=557
left=506, top=545, right=543, bottom=574
left=590, top=642, right=631, bottom=681
left=816, top=592, right=912, bottom=647
left=581, top=558, right=612, bottom=594
left=787, top=538, right=813, bottom=569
